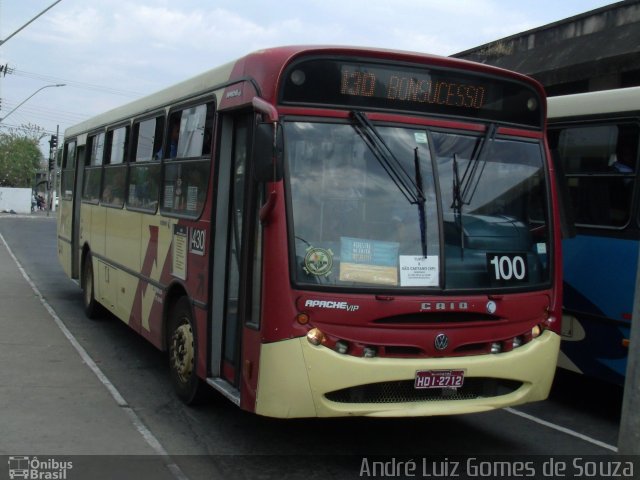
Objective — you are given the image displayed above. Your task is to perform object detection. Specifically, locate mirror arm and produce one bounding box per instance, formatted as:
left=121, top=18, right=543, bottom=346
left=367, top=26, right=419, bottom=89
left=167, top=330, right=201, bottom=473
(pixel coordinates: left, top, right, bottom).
left=252, top=97, right=278, bottom=122
left=259, top=190, right=278, bottom=225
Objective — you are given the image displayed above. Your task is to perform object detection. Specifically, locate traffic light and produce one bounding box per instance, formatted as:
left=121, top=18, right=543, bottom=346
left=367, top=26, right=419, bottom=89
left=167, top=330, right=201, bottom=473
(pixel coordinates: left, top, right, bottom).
left=48, top=135, right=58, bottom=171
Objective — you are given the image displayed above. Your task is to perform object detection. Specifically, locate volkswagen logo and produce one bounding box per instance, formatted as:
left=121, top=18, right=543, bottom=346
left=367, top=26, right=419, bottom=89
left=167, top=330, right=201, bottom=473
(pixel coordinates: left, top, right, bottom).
left=486, top=300, right=497, bottom=314
left=434, top=333, right=449, bottom=351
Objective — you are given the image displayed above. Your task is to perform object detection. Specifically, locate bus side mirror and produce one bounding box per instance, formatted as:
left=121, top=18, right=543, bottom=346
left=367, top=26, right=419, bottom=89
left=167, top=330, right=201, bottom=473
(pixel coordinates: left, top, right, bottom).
left=253, top=122, right=283, bottom=183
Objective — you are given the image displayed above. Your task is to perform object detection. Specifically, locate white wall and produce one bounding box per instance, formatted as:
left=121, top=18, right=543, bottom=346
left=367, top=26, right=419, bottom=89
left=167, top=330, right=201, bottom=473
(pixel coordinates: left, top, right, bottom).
left=0, top=188, right=32, bottom=214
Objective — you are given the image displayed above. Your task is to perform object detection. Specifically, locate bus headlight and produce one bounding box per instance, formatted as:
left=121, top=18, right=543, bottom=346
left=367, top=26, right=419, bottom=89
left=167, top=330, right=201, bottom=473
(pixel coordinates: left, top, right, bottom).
left=531, top=324, right=542, bottom=338
left=490, top=342, right=502, bottom=354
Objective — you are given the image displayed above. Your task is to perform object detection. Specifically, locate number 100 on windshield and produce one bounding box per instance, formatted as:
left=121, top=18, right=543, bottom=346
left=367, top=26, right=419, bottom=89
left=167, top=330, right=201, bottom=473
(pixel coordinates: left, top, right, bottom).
left=488, top=253, right=529, bottom=284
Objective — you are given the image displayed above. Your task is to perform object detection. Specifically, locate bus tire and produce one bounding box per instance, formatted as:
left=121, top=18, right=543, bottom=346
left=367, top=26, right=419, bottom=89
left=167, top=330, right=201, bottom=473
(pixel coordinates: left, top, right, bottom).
left=82, top=253, right=101, bottom=319
left=168, top=296, right=204, bottom=404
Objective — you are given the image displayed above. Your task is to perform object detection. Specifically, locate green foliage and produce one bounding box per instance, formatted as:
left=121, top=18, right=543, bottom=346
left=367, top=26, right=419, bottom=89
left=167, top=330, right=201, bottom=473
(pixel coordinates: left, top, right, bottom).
left=0, top=127, right=45, bottom=188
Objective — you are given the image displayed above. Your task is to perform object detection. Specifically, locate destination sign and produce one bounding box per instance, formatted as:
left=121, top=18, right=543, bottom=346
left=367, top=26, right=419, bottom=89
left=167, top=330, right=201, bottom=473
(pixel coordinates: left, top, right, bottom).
left=340, top=65, right=487, bottom=110
left=281, top=58, right=542, bottom=127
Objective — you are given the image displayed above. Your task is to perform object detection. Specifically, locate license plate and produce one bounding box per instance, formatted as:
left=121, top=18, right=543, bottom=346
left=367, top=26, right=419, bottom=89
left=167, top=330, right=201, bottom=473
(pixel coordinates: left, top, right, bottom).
left=414, top=369, right=465, bottom=389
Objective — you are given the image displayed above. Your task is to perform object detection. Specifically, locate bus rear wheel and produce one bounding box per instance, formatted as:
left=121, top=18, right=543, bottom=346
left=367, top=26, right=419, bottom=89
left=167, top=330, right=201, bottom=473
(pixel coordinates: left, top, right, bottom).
left=168, top=296, right=204, bottom=404
left=82, top=253, right=101, bottom=319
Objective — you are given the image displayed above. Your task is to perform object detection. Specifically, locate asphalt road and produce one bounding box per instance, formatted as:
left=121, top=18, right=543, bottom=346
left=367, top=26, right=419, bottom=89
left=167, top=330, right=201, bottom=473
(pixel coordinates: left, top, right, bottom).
left=0, top=215, right=626, bottom=479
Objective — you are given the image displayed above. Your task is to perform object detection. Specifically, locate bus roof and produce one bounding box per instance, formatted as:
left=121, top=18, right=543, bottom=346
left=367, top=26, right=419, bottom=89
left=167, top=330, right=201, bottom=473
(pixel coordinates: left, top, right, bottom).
left=65, top=45, right=545, bottom=138
left=64, top=59, right=236, bottom=138
left=547, top=86, right=640, bottom=120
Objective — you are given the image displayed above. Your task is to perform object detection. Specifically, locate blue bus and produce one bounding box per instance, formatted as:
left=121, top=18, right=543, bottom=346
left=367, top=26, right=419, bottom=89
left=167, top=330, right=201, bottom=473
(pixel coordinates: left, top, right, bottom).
left=547, top=87, right=639, bottom=385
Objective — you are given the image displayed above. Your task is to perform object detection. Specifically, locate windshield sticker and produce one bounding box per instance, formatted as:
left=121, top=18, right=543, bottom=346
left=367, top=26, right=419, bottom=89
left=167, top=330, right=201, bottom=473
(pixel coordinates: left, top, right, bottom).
left=339, top=237, right=399, bottom=286
left=399, top=255, right=439, bottom=287
left=303, top=247, right=334, bottom=277
left=414, top=132, right=428, bottom=144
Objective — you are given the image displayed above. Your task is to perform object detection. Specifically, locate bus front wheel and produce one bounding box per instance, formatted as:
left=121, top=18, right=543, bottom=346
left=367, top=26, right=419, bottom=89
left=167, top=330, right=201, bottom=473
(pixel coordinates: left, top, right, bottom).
left=82, top=253, right=100, bottom=319
left=168, top=296, right=204, bottom=404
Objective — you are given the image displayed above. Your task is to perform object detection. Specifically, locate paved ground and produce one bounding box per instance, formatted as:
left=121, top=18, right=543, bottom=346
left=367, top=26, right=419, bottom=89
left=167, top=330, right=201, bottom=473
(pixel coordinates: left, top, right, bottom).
left=0, top=212, right=630, bottom=480
left=0, top=213, right=180, bottom=479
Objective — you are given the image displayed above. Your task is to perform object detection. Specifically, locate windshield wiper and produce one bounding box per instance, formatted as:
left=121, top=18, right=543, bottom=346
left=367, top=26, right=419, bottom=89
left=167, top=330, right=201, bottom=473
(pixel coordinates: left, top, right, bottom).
left=350, top=111, right=428, bottom=257
left=451, top=153, right=465, bottom=259
left=351, top=111, right=425, bottom=205
left=414, top=147, right=427, bottom=258
left=450, top=124, right=496, bottom=260
left=459, top=123, right=497, bottom=205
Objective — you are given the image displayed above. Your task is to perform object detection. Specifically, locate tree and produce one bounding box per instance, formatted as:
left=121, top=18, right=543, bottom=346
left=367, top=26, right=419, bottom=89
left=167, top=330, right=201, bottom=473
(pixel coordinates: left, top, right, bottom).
left=0, top=125, right=45, bottom=188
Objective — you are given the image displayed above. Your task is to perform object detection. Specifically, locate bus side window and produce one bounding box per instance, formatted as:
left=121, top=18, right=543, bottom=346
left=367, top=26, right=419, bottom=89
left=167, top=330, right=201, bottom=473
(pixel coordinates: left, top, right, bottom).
left=554, top=123, right=638, bottom=228
left=128, top=115, right=163, bottom=212
left=161, top=102, right=214, bottom=217
left=83, top=132, right=104, bottom=204
left=102, top=126, right=128, bottom=207
left=165, top=112, right=181, bottom=159
left=61, top=141, right=76, bottom=200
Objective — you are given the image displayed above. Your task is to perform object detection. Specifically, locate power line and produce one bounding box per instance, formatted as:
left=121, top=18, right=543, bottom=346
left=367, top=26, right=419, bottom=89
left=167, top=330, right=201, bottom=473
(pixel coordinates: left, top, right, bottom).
left=0, top=104, right=85, bottom=127
left=1, top=99, right=89, bottom=123
left=11, top=68, right=145, bottom=98
left=0, top=122, right=60, bottom=136
left=0, top=62, right=146, bottom=133
left=0, top=108, right=73, bottom=133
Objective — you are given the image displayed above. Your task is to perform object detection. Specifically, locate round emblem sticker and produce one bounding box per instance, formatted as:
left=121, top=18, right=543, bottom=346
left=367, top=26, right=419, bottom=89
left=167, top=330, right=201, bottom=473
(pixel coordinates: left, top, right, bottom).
left=303, top=247, right=333, bottom=277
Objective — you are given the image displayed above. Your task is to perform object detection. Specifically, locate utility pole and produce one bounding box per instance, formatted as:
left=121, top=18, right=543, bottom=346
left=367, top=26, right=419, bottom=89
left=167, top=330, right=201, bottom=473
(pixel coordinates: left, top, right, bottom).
left=617, top=250, right=640, bottom=454
left=47, top=125, right=59, bottom=216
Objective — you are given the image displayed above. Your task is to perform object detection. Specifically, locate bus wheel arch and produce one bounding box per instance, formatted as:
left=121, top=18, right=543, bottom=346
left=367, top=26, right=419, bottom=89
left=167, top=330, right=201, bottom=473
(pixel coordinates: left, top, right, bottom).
left=162, top=284, right=188, bottom=350
left=166, top=290, right=205, bottom=404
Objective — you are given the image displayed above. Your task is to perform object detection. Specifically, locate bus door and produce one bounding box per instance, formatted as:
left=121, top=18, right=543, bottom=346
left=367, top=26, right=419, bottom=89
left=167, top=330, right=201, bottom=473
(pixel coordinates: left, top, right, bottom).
left=210, top=112, right=261, bottom=395
left=72, top=144, right=86, bottom=279
left=59, top=138, right=85, bottom=280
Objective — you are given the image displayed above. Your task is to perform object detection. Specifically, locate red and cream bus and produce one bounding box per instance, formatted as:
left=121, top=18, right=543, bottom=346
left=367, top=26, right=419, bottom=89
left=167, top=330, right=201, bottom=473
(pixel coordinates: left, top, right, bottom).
left=57, top=46, right=562, bottom=417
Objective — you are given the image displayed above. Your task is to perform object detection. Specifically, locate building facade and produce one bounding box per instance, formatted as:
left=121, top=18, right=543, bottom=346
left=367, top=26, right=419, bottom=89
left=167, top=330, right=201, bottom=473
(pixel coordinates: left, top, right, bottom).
left=453, top=0, right=640, bottom=96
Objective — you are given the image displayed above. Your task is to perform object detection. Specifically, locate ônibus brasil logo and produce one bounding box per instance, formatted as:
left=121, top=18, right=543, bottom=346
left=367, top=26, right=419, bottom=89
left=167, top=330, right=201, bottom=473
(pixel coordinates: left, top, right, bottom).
left=8, top=456, right=73, bottom=480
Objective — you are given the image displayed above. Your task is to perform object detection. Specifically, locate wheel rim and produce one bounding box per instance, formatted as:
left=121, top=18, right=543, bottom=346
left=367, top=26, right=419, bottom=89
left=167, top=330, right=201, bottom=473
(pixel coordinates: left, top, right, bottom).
left=171, top=322, right=195, bottom=384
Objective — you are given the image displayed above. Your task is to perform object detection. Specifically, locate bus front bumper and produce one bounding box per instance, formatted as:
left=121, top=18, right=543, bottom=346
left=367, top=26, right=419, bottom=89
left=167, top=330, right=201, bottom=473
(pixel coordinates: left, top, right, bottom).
left=255, top=330, right=560, bottom=418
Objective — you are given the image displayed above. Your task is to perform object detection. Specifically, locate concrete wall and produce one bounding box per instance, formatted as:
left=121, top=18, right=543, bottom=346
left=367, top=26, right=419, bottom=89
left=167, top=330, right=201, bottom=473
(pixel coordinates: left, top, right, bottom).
left=453, top=0, right=640, bottom=95
left=0, top=188, right=32, bottom=214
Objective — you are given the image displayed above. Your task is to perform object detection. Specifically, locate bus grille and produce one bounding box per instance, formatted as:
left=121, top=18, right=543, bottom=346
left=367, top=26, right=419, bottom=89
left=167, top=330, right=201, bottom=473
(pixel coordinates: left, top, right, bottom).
left=324, top=378, right=522, bottom=404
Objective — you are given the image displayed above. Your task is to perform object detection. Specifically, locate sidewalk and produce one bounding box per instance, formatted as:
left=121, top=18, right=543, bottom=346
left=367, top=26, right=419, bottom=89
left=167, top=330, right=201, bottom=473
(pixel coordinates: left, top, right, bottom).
left=0, top=208, right=55, bottom=219
left=0, top=228, right=181, bottom=478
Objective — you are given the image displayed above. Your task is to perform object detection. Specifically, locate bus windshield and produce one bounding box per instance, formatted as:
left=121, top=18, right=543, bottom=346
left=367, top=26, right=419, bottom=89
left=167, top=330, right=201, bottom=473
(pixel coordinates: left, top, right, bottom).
left=286, top=120, right=550, bottom=290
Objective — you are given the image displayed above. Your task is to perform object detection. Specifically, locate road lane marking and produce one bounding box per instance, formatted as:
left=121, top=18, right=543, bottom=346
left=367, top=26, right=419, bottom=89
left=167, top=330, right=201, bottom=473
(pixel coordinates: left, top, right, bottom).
left=505, top=407, right=618, bottom=452
left=0, top=233, right=190, bottom=480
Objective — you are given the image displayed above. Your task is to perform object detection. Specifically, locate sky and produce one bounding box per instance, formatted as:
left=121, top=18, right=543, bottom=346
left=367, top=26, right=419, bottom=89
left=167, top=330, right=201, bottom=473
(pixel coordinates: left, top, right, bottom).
left=0, top=0, right=621, bottom=156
